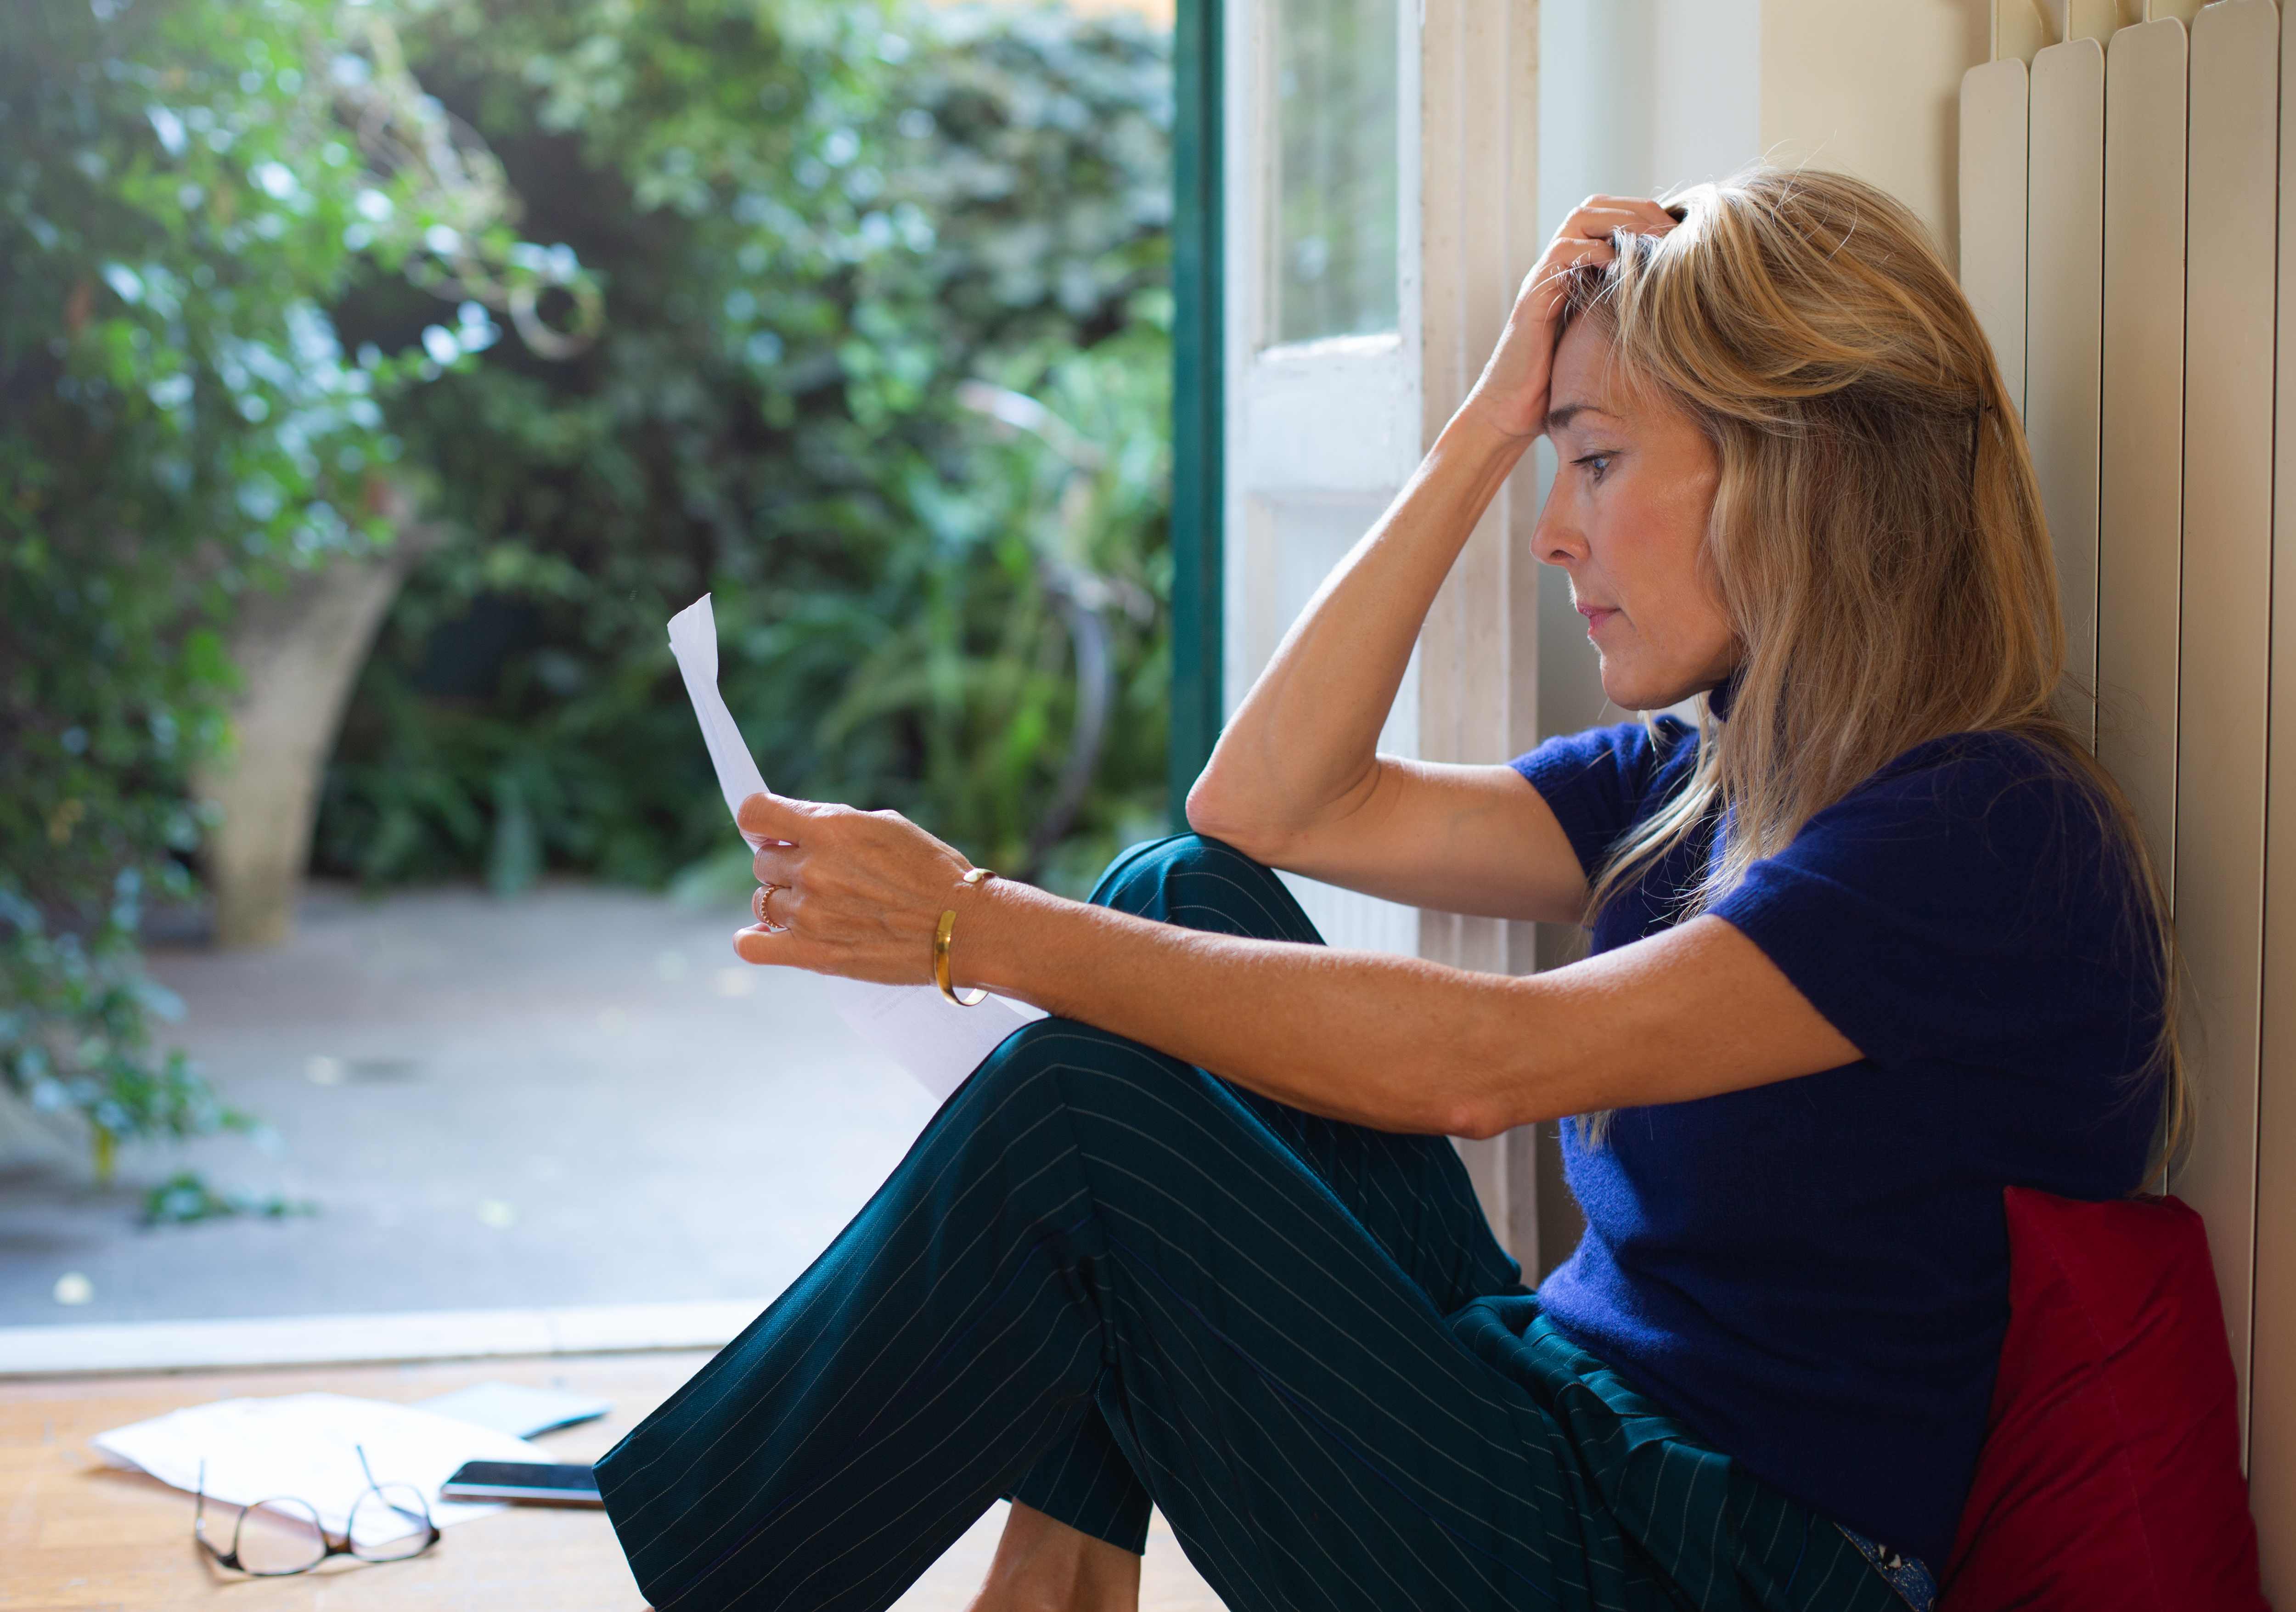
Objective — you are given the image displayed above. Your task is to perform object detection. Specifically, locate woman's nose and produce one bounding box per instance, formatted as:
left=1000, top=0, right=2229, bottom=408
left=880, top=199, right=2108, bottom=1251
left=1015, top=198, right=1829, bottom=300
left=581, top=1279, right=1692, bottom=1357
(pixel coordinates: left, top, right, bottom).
left=1531, top=497, right=1584, bottom=569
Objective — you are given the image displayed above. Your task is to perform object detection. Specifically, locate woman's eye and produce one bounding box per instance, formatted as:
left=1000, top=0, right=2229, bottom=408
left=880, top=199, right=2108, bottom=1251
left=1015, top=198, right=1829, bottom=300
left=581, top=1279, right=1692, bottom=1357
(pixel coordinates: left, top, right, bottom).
left=1576, top=452, right=1613, bottom=484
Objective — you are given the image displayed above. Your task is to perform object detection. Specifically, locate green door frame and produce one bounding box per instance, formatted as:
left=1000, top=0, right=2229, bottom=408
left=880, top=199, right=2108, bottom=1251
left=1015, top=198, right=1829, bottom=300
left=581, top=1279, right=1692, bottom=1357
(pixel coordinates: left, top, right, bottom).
left=1169, top=0, right=1223, bottom=822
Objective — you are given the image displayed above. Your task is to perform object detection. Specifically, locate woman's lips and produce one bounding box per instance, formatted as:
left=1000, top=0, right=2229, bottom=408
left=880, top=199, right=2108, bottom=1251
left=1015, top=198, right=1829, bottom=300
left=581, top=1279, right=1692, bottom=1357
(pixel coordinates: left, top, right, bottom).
left=1577, top=603, right=1619, bottom=637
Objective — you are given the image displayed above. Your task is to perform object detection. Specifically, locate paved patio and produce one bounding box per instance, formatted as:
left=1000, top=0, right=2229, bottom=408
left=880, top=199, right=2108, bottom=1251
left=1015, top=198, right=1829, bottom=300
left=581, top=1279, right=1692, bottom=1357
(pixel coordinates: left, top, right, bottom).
left=0, top=878, right=1225, bottom=1606
left=0, top=879, right=943, bottom=1327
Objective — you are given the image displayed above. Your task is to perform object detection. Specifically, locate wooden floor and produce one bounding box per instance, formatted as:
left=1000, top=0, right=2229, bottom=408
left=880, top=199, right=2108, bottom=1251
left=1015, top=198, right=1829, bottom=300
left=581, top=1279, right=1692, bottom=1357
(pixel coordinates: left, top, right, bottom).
left=0, top=1352, right=1223, bottom=1611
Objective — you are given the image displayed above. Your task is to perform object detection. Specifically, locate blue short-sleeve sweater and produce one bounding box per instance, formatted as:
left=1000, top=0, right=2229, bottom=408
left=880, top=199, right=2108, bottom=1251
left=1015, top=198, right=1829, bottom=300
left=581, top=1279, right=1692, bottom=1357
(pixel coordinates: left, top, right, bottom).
left=1511, top=712, right=2162, bottom=1566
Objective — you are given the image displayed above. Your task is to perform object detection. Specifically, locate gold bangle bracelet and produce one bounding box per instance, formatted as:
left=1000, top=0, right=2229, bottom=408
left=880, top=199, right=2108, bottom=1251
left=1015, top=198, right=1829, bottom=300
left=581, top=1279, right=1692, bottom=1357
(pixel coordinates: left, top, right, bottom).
left=934, top=909, right=987, bottom=1006
left=933, top=867, right=996, bottom=1006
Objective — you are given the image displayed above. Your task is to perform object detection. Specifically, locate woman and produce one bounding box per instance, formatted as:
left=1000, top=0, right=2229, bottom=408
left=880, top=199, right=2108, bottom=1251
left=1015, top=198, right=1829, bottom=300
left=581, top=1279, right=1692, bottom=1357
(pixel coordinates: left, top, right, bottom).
left=596, top=169, right=2180, bottom=1612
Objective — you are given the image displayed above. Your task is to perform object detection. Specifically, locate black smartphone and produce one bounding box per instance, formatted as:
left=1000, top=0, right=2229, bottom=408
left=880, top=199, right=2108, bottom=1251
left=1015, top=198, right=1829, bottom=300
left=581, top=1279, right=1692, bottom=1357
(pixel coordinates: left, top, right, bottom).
left=439, top=1460, right=605, bottom=1507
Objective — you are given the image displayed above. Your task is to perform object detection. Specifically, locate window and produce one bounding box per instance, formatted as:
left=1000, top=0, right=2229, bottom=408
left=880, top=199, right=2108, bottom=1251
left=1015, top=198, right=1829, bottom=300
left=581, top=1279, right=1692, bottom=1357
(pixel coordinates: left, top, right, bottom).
left=1267, top=0, right=1399, bottom=344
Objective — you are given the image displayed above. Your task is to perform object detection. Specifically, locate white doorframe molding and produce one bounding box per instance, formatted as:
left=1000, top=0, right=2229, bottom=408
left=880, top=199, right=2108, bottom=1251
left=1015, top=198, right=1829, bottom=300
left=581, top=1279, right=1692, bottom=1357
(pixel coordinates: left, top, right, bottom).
left=1415, top=0, right=1545, bottom=1261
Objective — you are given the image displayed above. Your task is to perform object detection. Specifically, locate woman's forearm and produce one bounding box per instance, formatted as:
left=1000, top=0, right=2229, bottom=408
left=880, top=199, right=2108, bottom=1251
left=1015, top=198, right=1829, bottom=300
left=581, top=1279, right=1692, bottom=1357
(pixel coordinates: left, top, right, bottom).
left=1187, top=406, right=1532, bottom=857
left=730, top=796, right=1858, bottom=1136
left=959, top=878, right=1862, bottom=1140
left=968, top=877, right=1519, bottom=1133
left=1187, top=196, right=1684, bottom=863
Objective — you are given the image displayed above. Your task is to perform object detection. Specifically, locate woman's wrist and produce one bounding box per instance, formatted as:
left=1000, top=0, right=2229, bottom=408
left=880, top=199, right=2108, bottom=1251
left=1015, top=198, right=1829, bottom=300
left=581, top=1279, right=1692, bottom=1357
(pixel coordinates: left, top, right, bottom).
left=1449, top=387, right=1546, bottom=452
left=1424, top=400, right=1541, bottom=510
left=946, top=873, right=1065, bottom=1005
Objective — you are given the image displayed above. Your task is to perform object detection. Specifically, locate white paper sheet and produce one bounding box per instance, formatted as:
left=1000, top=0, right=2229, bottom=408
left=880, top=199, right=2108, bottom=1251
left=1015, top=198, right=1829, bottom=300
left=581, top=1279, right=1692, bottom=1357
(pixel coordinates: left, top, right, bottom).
left=667, top=594, right=1042, bottom=1101
left=92, top=1392, right=543, bottom=1545
left=668, top=595, right=770, bottom=821
left=413, top=1380, right=610, bottom=1439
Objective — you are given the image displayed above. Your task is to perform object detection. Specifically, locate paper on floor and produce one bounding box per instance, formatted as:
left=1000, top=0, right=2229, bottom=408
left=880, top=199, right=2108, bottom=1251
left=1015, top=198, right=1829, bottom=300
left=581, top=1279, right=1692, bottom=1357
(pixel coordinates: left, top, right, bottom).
left=667, top=593, right=1045, bottom=1102
left=93, top=1392, right=542, bottom=1545
left=414, top=1380, right=610, bottom=1439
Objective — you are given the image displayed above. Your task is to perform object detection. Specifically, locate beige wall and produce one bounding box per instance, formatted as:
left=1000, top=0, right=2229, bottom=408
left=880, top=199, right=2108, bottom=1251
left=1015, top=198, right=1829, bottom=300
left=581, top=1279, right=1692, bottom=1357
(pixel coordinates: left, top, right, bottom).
left=1760, top=0, right=1993, bottom=259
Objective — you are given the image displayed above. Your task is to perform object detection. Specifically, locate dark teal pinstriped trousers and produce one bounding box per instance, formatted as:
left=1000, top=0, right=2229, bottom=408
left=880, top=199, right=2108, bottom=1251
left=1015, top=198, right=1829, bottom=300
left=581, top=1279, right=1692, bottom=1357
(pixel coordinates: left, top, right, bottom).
left=596, top=836, right=1906, bottom=1612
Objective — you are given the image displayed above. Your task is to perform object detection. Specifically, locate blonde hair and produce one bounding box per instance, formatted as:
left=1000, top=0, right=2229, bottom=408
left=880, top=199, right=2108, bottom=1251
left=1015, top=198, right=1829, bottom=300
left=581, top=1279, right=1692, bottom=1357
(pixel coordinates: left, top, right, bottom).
left=1564, top=167, right=2188, bottom=1176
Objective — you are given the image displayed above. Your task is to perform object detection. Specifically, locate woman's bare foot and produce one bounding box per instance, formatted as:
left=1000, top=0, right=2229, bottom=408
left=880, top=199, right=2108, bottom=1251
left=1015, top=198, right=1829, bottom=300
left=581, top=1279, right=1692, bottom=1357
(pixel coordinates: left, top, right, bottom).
left=965, top=1500, right=1142, bottom=1612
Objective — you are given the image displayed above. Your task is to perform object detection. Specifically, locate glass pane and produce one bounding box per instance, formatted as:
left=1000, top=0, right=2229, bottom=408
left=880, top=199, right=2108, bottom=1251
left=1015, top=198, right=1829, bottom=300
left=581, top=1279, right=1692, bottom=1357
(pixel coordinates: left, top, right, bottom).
left=349, top=1485, right=436, bottom=1559
left=234, top=1499, right=326, bottom=1575
left=1271, top=0, right=1401, bottom=344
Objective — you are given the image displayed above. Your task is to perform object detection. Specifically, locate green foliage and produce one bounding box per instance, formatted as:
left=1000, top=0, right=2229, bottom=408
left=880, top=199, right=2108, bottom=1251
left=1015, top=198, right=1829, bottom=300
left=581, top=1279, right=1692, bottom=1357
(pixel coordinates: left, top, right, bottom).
left=0, top=0, right=575, bottom=1175
left=141, top=1167, right=315, bottom=1226
left=317, top=0, right=1175, bottom=896
left=4, top=0, right=1173, bottom=1205
left=0, top=880, right=249, bottom=1185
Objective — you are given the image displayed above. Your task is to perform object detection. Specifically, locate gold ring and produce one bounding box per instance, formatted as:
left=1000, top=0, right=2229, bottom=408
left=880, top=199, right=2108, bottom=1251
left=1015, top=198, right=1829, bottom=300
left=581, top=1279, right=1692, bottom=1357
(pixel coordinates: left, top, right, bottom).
left=753, top=884, right=787, bottom=933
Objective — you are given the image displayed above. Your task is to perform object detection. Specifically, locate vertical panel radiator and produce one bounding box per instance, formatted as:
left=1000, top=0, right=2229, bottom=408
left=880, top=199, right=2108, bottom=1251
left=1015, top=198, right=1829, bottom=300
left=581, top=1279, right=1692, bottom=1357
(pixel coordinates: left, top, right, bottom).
left=1960, top=0, right=2289, bottom=1590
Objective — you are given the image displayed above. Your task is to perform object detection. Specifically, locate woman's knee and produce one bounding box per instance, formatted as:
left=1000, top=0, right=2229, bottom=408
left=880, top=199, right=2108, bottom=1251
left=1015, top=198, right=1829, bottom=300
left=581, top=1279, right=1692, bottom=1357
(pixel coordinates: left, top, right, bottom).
left=1084, top=833, right=1321, bottom=944
left=974, top=1016, right=1181, bottom=1091
left=958, top=1018, right=1218, bottom=1146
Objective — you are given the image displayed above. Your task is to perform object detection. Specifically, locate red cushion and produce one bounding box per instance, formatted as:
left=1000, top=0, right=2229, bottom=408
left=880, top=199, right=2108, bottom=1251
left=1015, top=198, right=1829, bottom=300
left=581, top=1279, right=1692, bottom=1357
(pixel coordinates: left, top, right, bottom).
left=1941, top=1187, right=2268, bottom=1611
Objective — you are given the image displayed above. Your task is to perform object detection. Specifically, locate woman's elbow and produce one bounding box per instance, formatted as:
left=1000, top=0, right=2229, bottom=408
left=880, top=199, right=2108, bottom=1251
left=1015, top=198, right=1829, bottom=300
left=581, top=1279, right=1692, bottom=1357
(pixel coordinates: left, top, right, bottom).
left=1438, top=1041, right=1541, bottom=1140
left=1180, top=775, right=1225, bottom=838
left=1440, top=1100, right=1511, bottom=1142
left=1183, top=776, right=1283, bottom=863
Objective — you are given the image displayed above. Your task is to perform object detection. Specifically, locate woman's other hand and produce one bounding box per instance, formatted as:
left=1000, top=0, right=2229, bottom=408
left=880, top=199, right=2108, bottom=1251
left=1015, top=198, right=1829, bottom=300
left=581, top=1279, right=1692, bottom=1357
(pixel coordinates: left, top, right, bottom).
left=730, top=791, right=980, bottom=983
left=1466, top=195, right=1679, bottom=440
left=1182, top=199, right=1676, bottom=916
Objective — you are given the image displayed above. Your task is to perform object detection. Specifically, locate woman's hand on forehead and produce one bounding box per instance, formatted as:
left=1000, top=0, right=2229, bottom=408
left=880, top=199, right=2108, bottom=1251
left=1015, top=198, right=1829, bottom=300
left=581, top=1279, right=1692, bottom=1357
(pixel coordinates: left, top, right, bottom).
left=1465, top=195, right=1679, bottom=441
left=1546, top=194, right=1682, bottom=268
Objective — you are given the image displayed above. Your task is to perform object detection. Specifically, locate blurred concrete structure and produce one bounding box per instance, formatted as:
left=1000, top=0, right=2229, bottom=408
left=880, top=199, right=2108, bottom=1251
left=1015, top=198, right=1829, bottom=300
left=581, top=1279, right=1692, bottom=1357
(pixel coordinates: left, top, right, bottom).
left=193, top=505, right=437, bottom=948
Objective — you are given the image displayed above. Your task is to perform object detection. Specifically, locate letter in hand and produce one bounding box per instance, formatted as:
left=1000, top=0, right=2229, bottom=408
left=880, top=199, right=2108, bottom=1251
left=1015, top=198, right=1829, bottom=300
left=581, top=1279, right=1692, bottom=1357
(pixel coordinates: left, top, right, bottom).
left=1466, top=195, right=1681, bottom=442
left=729, top=790, right=977, bottom=988
left=727, top=791, right=1042, bottom=1105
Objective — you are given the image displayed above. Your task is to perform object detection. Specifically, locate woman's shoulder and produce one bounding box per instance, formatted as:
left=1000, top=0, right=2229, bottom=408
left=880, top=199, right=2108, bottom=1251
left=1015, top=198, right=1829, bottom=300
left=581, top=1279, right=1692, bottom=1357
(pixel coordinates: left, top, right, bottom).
left=1784, top=726, right=2133, bottom=907
left=1515, top=712, right=1699, bottom=808
left=1868, top=725, right=2076, bottom=782
left=1718, top=725, right=2160, bottom=1075
left=1843, top=728, right=2111, bottom=838
left=1513, top=713, right=1700, bottom=795
left=1511, top=715, right=1702, bottom=866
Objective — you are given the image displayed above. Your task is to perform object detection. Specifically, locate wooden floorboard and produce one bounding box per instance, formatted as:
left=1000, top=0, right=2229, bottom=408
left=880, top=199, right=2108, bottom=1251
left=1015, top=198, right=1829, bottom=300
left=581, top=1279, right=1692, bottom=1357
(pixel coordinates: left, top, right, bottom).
left=0, top=1352, right=1223, bottom=1610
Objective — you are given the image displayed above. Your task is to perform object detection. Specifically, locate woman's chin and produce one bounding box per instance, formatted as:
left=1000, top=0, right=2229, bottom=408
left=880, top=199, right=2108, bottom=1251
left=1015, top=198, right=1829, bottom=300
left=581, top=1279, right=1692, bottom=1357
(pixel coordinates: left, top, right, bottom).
left=1601, top=674, right=1696, bottom=715
left=1597, top=666, right=1662, bottom=713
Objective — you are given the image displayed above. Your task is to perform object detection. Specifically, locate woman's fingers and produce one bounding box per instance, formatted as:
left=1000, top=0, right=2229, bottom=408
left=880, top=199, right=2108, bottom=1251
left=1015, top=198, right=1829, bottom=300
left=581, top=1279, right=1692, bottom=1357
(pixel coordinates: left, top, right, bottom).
left=734, top=922, right=840, bottom=972
left=731, top=917, right=933, bottom=985
left=1539, top=237, right=1615, bottom=283
left=1534, top=199, right=1673, bottom=285
left=737, top=789, right=833, bottom=845
left=731, top=792, right=979, bottom=984
left=753, top=882, right=799, bottom=937
left=1554, top=208, right=1637, bottom=245
left=748, top=817, right=963, bottom=898
left=1525, top=197, right=1675, bottom=298
left=752, top=840, right=803, bottom=886
left=1462, top=192, right=1677, bottom=438
left=1557, top=194, right=1680, bottom=242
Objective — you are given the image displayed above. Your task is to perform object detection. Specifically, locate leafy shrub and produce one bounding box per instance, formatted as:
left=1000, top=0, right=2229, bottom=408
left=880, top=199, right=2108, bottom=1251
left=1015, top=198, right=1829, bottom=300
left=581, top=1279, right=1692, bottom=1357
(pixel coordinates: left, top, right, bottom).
left=141, top=1167, right=315, bottom=1226
left=4, top=0, right=1172, bottom=1194
left=316, top=0, right=1175, bottom=898
left=0, top=0, right=584, bottom=1177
